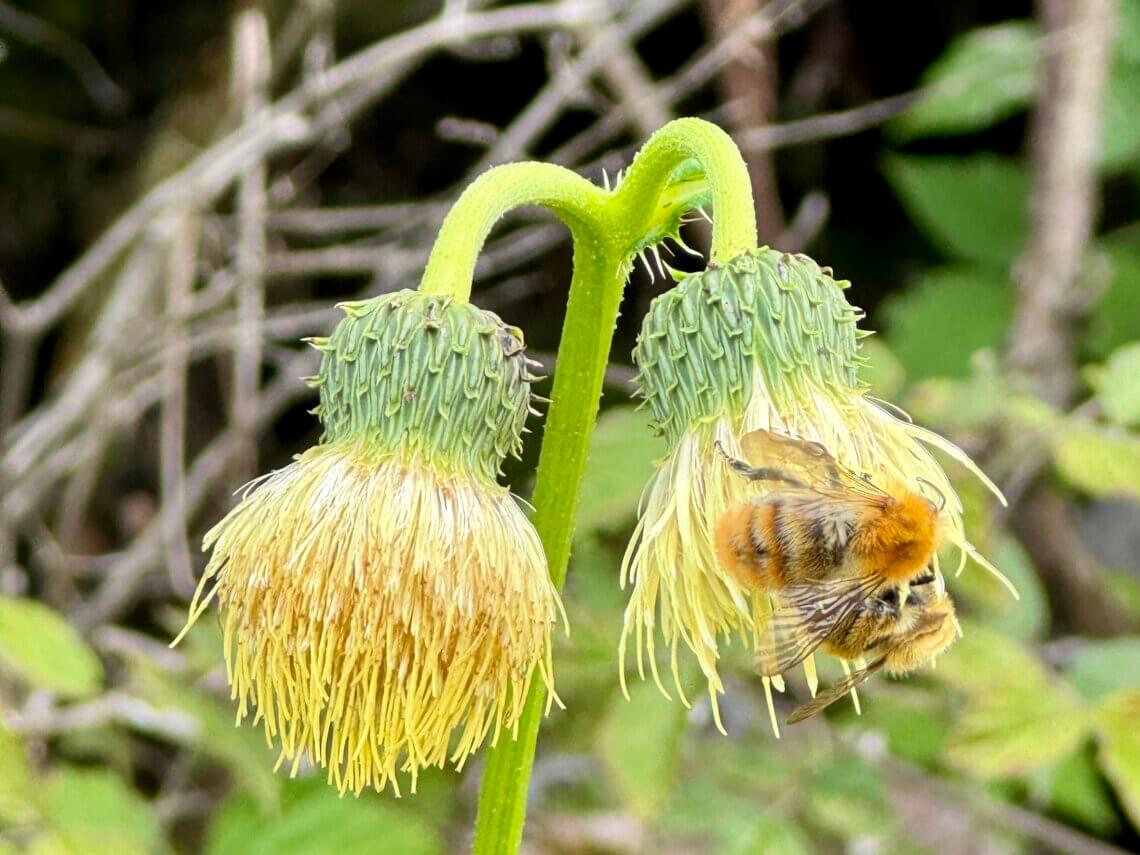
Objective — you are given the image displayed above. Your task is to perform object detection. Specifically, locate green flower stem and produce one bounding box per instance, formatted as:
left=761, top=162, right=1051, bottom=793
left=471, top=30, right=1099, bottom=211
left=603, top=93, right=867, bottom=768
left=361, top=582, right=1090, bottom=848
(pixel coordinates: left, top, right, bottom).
left=609, top=117, right=757, bottom=265
left=417, top=118, right=756, bottom=855
left=420, top=162, right=609, bottom=302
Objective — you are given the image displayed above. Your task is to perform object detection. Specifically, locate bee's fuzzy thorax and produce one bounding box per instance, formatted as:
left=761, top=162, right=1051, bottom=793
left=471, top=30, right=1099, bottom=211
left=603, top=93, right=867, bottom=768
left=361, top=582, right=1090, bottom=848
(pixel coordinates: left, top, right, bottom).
left=855, top=490, right=940, bottom=583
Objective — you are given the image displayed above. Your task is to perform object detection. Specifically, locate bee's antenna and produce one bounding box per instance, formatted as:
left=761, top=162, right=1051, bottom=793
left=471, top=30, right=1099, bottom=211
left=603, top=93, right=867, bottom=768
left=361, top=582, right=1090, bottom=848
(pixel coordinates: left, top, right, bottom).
left=915, top=476, right=947, bottom=511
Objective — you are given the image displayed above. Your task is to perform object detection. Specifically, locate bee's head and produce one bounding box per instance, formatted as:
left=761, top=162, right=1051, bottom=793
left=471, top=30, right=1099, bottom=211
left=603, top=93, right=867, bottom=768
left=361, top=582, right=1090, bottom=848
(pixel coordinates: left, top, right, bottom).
left=883, top=589, right=957, bottom=674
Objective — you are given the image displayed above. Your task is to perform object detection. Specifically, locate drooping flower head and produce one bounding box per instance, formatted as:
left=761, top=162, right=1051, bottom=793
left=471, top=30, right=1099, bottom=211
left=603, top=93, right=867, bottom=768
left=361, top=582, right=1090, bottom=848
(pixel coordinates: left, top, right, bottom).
left=176, top=291, right=561, bottom=795
left=620, top=248, right=1010, bottom=730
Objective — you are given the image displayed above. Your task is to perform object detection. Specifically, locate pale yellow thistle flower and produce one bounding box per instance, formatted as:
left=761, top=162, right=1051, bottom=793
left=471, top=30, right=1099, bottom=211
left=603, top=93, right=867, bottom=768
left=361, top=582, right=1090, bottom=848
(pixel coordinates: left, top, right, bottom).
left=174, top=291, right=562, bottom=795
left=619, top=248, right=1014, bottom=732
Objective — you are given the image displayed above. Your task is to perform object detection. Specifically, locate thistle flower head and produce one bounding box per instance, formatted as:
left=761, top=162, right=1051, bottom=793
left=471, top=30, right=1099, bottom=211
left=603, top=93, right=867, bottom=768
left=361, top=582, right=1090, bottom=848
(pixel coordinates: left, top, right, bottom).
left=620, top=248, right=1008, bottom=729
left=177, top=290, right=560, bottom=795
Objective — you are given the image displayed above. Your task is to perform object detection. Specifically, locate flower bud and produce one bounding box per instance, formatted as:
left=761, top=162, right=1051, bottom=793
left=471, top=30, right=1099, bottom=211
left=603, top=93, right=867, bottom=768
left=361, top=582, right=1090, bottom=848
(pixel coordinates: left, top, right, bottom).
left=621, top=248, right=1005, bottom=730
left=177, top=290, right=561, bottom=795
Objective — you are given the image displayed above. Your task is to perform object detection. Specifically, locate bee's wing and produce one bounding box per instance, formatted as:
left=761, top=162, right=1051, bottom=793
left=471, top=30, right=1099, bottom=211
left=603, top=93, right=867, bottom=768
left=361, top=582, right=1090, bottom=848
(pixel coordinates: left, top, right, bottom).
left=753, top=574, right=882, bottom=678
left=739, top=429, right=840, bottom=488
left=736, top=429, right=884, bottom=498
left=786, top=655, right=888, bottom=724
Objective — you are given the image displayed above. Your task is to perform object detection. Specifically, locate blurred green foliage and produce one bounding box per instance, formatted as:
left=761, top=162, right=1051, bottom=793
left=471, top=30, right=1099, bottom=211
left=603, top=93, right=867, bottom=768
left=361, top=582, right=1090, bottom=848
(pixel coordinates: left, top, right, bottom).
left=0, top=598, right=102, bottom=699
left=4, top=2, right=1140, bottom=853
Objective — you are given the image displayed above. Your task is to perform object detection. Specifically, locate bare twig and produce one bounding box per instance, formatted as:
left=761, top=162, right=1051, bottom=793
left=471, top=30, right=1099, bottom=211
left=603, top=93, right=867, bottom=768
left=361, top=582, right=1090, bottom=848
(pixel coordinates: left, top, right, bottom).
left=0, top=1, right=128, bottom=114
left=1005, top=0, right=1130, bottom=635
left=160, top=217, right=200, bottom=600
left=1, top=1, right=608, bottom=336
left=230, top=8, right=272, bottom=484
left=0, top=105, right=123, bottom=152
left=267, top=200, right=446, bottom=236
left=6, top=691, right=197, bottom=742
left=3, top=233, right=165, bottom=485
left=1010, top=488, right=1132, bottom=633
left=702, top=0, right=785, bottom=241
left=775, top=188, right=829, bottom=251
left=883, top=755, right=1130, bottom=855
left=574, top=3, right=672, bottom=138
left=471, top=0, right=688, bottom=171
left=1008, top=0, right=1115, bottom=404
left=550, top=0, right=833, bottom=165
left=0, top=317, right=33, bottom=435
left=738, top=91, right=918, bottom=151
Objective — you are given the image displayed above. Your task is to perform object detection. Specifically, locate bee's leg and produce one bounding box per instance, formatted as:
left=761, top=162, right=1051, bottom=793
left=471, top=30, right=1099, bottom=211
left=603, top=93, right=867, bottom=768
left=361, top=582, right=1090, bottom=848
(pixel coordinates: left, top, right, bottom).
left=713, top=440, right=806, bottom=487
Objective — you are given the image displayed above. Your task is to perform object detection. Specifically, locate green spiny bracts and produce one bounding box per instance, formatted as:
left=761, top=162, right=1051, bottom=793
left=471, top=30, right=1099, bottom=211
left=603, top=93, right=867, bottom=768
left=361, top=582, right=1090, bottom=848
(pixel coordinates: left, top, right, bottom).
left=305, top=290, right=538, bottom=481
left=634, top=247, right=867, bottom=447
left=623, top=159, right=712, bottom=271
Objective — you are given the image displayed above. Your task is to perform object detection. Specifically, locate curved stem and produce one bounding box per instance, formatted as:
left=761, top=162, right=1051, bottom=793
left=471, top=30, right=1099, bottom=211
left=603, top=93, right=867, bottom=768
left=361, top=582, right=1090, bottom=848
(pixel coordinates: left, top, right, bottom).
left=419, top=162, right=609, bottom=301
left=419, top=119, right=757, bottom=855
left=612, top=117, right=756, bottom=264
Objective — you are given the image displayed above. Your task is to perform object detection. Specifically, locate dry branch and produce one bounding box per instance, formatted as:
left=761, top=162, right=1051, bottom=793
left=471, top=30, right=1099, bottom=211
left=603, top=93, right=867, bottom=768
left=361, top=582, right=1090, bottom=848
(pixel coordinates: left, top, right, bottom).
left=1006, top=0, right=1132, bottom=635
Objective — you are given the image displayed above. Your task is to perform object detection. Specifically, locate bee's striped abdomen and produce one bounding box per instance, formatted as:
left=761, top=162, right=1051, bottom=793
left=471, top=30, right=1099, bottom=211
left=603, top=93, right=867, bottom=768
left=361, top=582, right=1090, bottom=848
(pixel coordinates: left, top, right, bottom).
left=715, top=501, right=784, bottom=591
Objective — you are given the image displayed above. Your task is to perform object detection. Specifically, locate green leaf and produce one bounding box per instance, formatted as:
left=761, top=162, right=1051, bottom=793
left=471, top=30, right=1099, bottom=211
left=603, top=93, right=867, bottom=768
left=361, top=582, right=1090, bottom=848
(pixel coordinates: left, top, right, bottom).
left=730, top=814, right=813, bottom=855
left=890, top=22, right=1038, bottom=141
left=950, top=534, right=1049, bottom=642
left=555, top=539, right=628, bottom=700
left=574, top=406, right=663, bottom=538
left=1095, top=690, right=1140, bottom=828
left=855, top=693, right=948, bottom=766
left=598, top=679, right=689, bottom=819
left=944, top=682, right=1091, bottom=778
left=805, top=757, right=893, bottom=840
left=886, top=4, right=1140, bottom=171
left=882, top=154, right=1029, bottom=265
left=1065, top=638, right=1140, bottom=701
left=0, top=596, right=102, bottom=698
left=905, top=355, right=1055, bottom=434
left=1036, top=746, right=1121, bottom=836
left=0, top=721, right=38, bottom=826
left=932, top=621, right=1049, bottom=695
left=881, top=266, right=1011, bottom=380
left=43, top=768, right=162, bottom=855
left=660, top=755, right=796, bottom=855
left=1118, top=0, right=1140, bottom=64
left=1086, top=242, right=1140, bottom=359
left=206, top=779, right=442, bottom=855
left=1102, top=63, right=1140, bottom=171
left=936, top=624, right=1094, bottom=778
left=1092, top=343, right=1140, bottom=427
left=1052, top=425, right=1140, bottom=499
left=1106, top=570, right=1140, bottom=624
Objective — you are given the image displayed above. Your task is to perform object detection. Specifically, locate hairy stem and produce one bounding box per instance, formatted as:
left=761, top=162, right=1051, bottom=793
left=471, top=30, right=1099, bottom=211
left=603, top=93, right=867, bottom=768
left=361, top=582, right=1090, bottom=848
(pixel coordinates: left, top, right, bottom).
left=417, top=118, right=756, bottom=854
left=419, top=162, right=609, bottom=301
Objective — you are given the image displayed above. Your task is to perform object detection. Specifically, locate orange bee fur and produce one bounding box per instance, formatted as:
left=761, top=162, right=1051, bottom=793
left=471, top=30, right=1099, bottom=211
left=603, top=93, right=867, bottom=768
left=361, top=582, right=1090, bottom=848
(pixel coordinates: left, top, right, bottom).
left=714, top=428, right=957, bottom=723
left=715, top=482, right=940, bottom=595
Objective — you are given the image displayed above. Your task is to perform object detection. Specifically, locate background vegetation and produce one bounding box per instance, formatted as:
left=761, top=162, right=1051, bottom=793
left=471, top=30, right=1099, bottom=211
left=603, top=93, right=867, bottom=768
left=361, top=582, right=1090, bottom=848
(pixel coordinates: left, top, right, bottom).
left=1, top=1, right=1139, bottom=852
